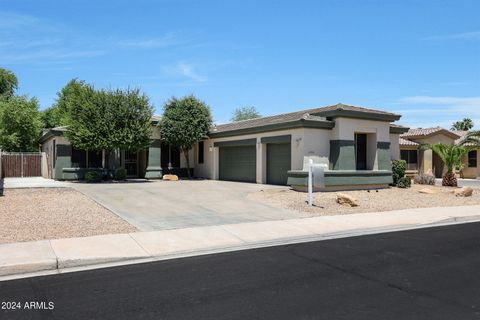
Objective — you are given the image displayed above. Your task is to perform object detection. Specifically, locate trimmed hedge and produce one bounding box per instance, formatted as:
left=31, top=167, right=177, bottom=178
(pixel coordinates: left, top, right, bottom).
left=85, top=170, right=103, bottom=183
left=114, top=168, right=127, bottom=181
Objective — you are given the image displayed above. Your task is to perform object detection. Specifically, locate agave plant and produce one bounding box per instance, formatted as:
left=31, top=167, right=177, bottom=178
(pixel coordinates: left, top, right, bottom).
left=422, top=143, right=468, bottom=187
left=459, top=130, right=480, bottom=148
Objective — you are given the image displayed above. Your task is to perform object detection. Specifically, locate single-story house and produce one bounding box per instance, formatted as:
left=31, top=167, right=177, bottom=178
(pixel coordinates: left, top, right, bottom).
left=399, top=127, right=479, bottom=179
left=40, top=103, right=409, bottom=190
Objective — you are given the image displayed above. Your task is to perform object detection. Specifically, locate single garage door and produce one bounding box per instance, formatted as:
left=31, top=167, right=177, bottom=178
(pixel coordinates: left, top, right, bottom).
left=219, top=145, right=256, bottom=183
left=267, top=142, right=291, bottom=185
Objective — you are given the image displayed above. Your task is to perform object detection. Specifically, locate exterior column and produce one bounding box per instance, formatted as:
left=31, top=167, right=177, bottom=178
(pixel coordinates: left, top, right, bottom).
left=423, top=149, right=433, bottom=174
left=145, top=139, right=163, bottom=179
left=376, top=142, right=391, bottom=171
left=329, top=140, right=356, bottom=170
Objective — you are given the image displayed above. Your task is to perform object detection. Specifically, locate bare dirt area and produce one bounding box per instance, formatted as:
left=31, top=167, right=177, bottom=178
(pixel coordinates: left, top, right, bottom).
left=248, top=184, right=480, bottom=216
left=0, top=188, right=137, bottom=244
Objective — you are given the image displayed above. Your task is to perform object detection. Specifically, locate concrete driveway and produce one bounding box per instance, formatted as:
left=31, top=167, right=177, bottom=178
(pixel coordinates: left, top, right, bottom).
left=72, top=180, right=308, bottom=231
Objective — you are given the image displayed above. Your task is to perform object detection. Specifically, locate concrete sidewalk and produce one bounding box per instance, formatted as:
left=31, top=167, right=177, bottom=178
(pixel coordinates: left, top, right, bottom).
left=1, top=205, right=480, bottom=281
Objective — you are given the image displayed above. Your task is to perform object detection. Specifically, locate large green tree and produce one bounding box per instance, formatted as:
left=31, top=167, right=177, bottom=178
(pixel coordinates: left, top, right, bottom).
left=451, top=118, right=474, bottom=131
left=0, top=96, right=42, bottom=152
left=159, top=95, right=212, bottom=177
left=0, top=68, right=18, bottom=99
left=42, top=79, right=86, bottom=128
left=65, top=84, right=153, bottom=154
left=230, top=106, right=261, bottom=122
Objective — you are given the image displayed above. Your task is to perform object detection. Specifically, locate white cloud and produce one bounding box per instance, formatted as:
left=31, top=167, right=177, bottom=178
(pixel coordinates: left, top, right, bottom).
left=170, top=62, right=207, bottom=83
left=394, top=96, right=480, bottom=129
left=425, top=31, right=480, bottom=41
left=0, top=12, right=39, bottom=29
left=116, top=33, right=180, bottom=49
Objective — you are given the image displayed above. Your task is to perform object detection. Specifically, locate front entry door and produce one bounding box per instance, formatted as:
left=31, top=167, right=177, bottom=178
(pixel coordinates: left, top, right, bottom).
left=355, top=134, right=367, bottom=170
left=124, top=151, right=138, bottom=177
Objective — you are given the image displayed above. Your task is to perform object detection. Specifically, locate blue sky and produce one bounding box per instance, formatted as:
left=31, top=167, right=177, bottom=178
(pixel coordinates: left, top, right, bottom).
left=1, top=0, right=479, bottom=128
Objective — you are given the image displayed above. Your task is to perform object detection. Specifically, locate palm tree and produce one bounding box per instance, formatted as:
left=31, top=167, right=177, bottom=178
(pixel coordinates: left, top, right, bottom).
left=422, top=143, right=468, bottom=187
left=459, top=130, right=480, bottom=148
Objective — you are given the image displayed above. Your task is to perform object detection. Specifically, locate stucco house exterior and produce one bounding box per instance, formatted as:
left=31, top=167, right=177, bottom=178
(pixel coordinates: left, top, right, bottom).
left=40, top=103, right=409, bottom=191
left=399, top=127, right=479, bottom=179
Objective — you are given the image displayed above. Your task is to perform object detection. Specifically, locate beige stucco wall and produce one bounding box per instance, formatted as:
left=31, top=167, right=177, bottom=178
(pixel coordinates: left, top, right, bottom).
left=390, top=133, right=400, bottom=160
left=194, top=128, right=332, bottom=182
left=331, top=118, right=391, bottom=142
left=461, top=149, right=480, bottom=179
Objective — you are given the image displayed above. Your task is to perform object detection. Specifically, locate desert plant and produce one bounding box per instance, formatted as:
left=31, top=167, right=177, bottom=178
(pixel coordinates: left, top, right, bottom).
left=422, top=143, right=467, bottom=187
left=114, top=168, right=127, bottom=181
left=391, top=159, right=407, bottom=186
left=397, top=177, right=411, bottom=188
left=85, top=170, right=103, bottom=183
left=413, top=173, right=436, bottom=185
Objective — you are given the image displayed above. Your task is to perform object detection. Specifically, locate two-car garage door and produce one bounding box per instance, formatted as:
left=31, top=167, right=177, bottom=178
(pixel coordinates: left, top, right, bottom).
left=217, top=136, right=291, bottom=185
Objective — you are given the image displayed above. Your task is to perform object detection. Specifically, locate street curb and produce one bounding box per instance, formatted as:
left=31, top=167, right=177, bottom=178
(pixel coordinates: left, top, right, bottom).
left=1, top=214, right=480, bottom=282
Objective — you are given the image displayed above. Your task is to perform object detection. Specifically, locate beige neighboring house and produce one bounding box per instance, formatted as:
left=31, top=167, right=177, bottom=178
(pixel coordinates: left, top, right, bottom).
left=399, top=127, right=479, bottom=179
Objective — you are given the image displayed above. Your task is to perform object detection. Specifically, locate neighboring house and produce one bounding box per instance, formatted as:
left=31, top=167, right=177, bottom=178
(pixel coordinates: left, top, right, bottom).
left=40, top=103, right=409, bottom=190
left=399, top=127, right=479, bottom=179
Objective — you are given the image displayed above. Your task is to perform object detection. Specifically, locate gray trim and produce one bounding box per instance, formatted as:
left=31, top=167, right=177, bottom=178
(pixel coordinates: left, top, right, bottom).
left=39, top=129, right=65, bottom=144
left=377, top=141, right=391, bottom=149
left=209, top=119, right=334, bottom=138
left=318, top=110, right=401, bottom=122
left=287, top=170, right=393, bottom=188
left=390, top=126, right=410, bottom=134
left=214, top=139, right=257, bottom=147
left=261, top=135, right=291, bottom=144
left=329, top=140, right=356, bottom=170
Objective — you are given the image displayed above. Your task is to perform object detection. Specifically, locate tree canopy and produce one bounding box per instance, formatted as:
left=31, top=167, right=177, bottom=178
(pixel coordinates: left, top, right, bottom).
left=230, top=106, right=261, bottom=122
left=451, top=118, right=474, bottom=131
left=0, top=96, right=42, bottom=152
left=0, top=68, right=18, bottom=99
left=65, top=83, right=154, bottom=152
left=42, top=79, right=86, bottom=128
left=159, top=95, right=212, bottom=176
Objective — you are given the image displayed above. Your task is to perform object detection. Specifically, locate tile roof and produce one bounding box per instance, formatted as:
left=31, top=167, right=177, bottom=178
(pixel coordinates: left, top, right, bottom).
left=400, top=127, right=461, bottom=139
left=212, top=103, right=400, bottom=134
left=399, top=137, right=419, bottom=146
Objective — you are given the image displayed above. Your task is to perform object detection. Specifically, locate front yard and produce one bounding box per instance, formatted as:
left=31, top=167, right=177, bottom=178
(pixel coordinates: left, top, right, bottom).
left=248, top=184, right=480, bottom=215
left=0, top=188, right=137, bottom=244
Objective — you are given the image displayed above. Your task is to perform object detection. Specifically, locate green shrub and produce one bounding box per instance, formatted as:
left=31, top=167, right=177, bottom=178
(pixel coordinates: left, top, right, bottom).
left=85, top=170, right=103, bottom=183
left=397, top=177, right=411, bottom=188
left=114, top=168, right=127, bottom=181
left=413, top=173, right=435, bottom=185
left=391, top=160, right=407, bottom=186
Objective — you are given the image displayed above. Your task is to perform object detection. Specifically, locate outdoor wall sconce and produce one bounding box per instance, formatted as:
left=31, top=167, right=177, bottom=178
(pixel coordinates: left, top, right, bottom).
left=209, top=146, right=213, bottom=152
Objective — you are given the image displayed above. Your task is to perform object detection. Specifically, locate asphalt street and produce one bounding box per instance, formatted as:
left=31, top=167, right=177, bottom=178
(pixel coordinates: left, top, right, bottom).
left=1, top=222, right=480, bottom=319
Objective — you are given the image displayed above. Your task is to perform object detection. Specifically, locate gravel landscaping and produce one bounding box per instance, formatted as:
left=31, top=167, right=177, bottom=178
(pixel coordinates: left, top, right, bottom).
left=248, top=184, right=480, bottom=216
left=0, top=188, right=137, bottom=244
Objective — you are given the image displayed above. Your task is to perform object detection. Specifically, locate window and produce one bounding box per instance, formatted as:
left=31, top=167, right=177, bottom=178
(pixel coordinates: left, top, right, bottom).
left=88, top=150, right=103, bottom=168
left=468, top=150, right=477, bottom=168
left=400, top=150, right=418, bottom=170
left=161, top=143, right=181, bottom=168
left=71, top=148, right=86, bottom=168
left=198, top=141, right=204, bottom=164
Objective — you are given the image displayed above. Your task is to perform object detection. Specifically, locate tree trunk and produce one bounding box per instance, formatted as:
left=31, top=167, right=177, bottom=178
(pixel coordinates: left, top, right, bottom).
left=183, top=148, right=191, bottom=178
left=442, top=171, right=457, bottom=187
